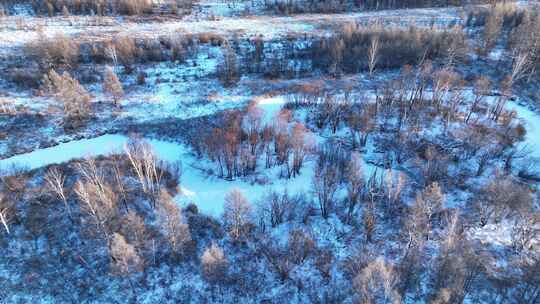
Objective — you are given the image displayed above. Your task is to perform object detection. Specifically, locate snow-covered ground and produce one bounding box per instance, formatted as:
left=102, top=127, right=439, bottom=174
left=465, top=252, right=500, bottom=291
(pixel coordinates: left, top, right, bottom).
left=0, top=4, right=465, bottom=55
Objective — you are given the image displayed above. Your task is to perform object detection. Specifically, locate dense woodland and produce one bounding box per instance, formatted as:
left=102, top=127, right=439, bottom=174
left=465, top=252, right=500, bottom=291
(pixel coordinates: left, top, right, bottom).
left=0, top=0, right=539, bottom=303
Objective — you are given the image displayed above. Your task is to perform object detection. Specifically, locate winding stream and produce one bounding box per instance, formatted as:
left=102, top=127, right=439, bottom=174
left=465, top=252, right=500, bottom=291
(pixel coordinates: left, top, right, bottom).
left=0, top=98, right=538, bottom=215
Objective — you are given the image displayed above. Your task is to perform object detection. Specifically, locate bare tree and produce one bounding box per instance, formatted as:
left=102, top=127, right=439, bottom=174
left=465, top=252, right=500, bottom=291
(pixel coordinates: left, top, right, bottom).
left=431, top=68, right=457, bottom=111
left=125, top=139, right=165, bottom=205
left=257, top=190, right=298, bottom=229
left=383, top=169, right=406, bottom=217
left=44, top=167, right=70, bottom=215
left=110, top=232, right=143, bottom=275
left=419, top=182, right=444, bottom=225
left=353, top=257, right=401, bottom=304
left=346, top=152, right=364, bottom=221
left=466, top=76, right=490, bottom=124
left=120, top=211, right=147, bottom=256
left=27, top=31, right=79, bottom=70
left=110, top=232, right=143, bottom=301
left=313, top=160, right=339, bottom=219
left=222, top=188, right=253, bottom=241
left=0, top=193, right=13, bottom=234
left=475, top=174, right=533, bottom=226
left=510, top=51, right=532, bottom=84
left=347, top=104, right=375, bottom=148
left=42, top=69, right=92, bottom=128
left=242, top=100, right=265, bottom=155
left=201, top=242, right=229, bottom=284
left=74, top=159, right=118, bottom=242
left=218, top=43, right=240, bottom=87
left=113, top=35, right=138, bottom=73
left=105, top=43, right=118, bottom=67
left=156, top=190, right=191, bottom=258
left=482, top=8, right=502, bottom=55
left=363, top=203, right=376, bottom=243
left=290, top=123, right=315, bottom=177
left=430, top=212, right=484, bottom=303
left=328, top=37, right=345, bottom=76
left=511, top=213, right=540, bottom=253
left=406, top=183, right=444, bottom=242
left=103, top=66, right=124, bottom=105
left=368, top=33, right=380, bottom=76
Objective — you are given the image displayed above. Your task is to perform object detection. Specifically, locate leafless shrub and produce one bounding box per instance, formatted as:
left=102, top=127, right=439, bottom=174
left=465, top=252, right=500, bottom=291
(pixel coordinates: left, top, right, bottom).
left=113, top=35, right=139, bottom=73
left=288, top=229, right=315, bottom=264
left=117, top=0, right=153, bottom=15
left=120, top=210, right=147, bottom=254
left=42, top=69, right=92, bottom=129
left=27, top=30, right=79, bottom=70
left=258, top=231, right=313, bottom=282
left=314, top=247, right=334, bottom=280
left=475, top=174, right=533, bottom=226
left=509, top=257, right=540, bottom=303
left=1, top=167, right=29, bottom=199
left=218, top=43, right=240, bottom=87
left=416, top=145, right=449, bottom=185
left=110, top=232, right=143, bottom=275
left=482, top=7, right=503, bottom=55
left=137, top=70, right=146, bottom=85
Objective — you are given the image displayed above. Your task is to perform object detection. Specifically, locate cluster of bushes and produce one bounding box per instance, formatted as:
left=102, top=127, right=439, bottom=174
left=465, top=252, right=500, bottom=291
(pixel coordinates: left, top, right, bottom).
left=187, top=101, right=315, bottom=180
left=265, top=0, right=354, bottom=15
left=288, top=63, right=526, bottom=181
left=41, top=69, right=93, bottom=129
left=17, top=31, right=201, bottom=90
left=311, top=24, right=467, bottom=74
left=15, top=0, right=193, bottom=16
left=24, top=32, right=197, bottom=74
left=265, top=0, right=472, bottom=15
left=464, top=2, right=540, bottom=82
left=20, top=24, right=470, bottom=91
left=465, top=2, right=528, bottom=29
